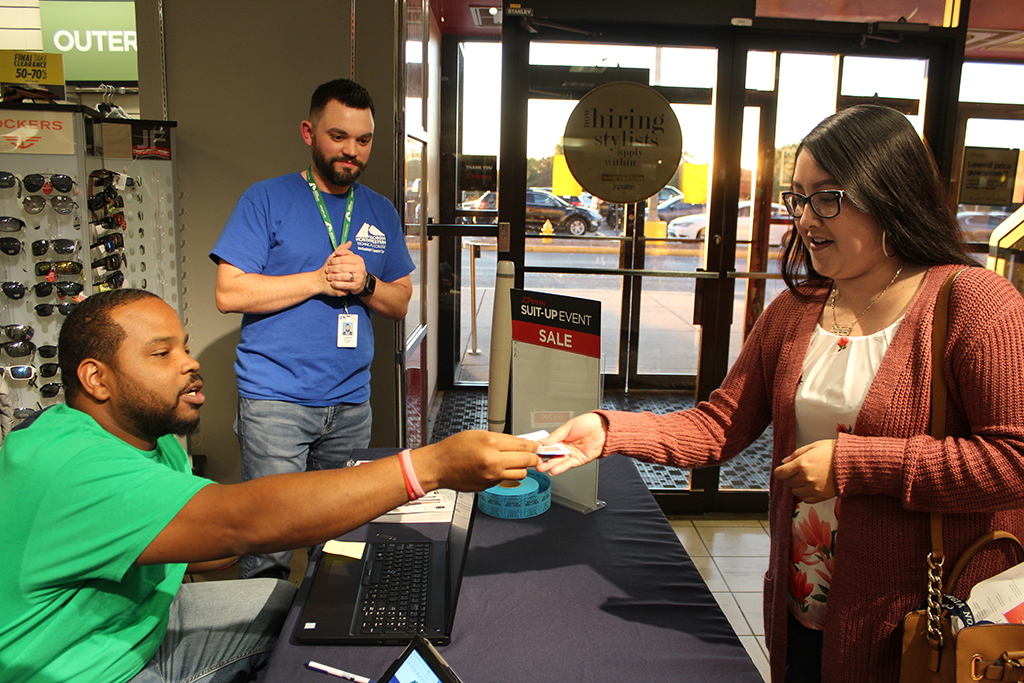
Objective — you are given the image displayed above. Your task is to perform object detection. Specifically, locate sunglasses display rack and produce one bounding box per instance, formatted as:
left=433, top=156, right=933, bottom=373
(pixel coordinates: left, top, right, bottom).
left=0, top=102, right=181, bottom=425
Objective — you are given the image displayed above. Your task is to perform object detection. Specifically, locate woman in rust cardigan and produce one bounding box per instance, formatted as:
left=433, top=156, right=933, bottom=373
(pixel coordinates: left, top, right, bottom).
left=539, top=105, right=1024, bottom=683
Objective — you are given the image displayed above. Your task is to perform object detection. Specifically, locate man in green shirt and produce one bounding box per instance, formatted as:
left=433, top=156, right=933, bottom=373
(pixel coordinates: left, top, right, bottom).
left=0, top=289, right=540, bottom=683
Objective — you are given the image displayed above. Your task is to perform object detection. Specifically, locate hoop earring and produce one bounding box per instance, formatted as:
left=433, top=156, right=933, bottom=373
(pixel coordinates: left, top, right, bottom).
left=882, top=231, right=895, bottom=258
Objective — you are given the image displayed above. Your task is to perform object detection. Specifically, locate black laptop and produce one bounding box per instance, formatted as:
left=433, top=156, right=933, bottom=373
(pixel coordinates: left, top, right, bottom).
left=294, top=491, right=476, bottom=646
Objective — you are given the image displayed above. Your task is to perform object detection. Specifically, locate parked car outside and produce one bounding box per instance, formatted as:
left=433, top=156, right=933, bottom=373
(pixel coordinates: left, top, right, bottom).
left=655, top=196, right=706, bottom=223
left=957, top=209, right=1016, bottom=243
left=592, top=185, right=684, bottom=231
left=457, top=189, right=602, bottom=235
left=527, top=188, right=602, bottom=235
left=668, top=201, right=791, bottom=245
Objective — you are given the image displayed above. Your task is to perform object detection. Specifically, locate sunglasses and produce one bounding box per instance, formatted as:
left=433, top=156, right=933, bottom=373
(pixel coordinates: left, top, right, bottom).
left=40, top=362, right=59, bottom=378
left=2, top=340, right=35, bottom=357
left=31, top=239, right=80, bottom=256
left=3, top=324, right=34, bottom=342
left=38, top=382, right=63, bottom=398
left=2, top=281, right=26, bottom=299
left=92, top=253, right=125, bottom=272
left=37, top=344, right=57, bottom=358
left=35, top=302, right=78, bottom=317
left=0, top=216, right=27, bottom=233
left=0, top=237, right=23, bottom=256
left=23, top=173, right=75, bottom=194
left=91, top=213, right=127, bottom=233
left=34, top=261, right=84, bottom=276
left=23, top=195, right=78, bottom=215
left=87, top=186, right=122, bottom=212
left=94, top=270, right=125, bottom=292
left=91, top=232, right=124, bottom=253
left=0, top=171, right=21, bottom=197
left=3, top=365, right=36, bottom=381
left=33, top=280, right=85, bottom=297
left=13, top=405, right=39, bottom=420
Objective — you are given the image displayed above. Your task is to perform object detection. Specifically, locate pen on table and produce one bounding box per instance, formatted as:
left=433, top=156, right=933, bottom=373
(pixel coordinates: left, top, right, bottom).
left=305, top=660, right=376, bottom=683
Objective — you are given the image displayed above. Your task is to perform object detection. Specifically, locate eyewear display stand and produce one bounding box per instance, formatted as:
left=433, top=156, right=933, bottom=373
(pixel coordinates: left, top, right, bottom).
left=0, top=102, right=181, bottom=423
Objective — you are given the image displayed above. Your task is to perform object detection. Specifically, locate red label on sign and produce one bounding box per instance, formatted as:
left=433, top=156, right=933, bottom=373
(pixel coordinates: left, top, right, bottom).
left=512, top=320, right=601, bottom=358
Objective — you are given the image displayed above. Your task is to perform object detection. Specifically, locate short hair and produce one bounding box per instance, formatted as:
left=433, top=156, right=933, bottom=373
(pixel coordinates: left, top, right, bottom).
left=58, top=289, right=161, bottom=401
left=309, top=78, right=375, bottom=121
left=781, top=104, right=974, bottom=292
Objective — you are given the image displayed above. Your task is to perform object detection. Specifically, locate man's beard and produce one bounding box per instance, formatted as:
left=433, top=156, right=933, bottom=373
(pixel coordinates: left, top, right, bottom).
left=121, top=372, right=202, bottom=442
left=312, top=138, right=365, bottom=189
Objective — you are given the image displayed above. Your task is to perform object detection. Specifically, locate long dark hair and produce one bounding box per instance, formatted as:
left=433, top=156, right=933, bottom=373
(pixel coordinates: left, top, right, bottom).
left=780, top=104, right=974, bottom=293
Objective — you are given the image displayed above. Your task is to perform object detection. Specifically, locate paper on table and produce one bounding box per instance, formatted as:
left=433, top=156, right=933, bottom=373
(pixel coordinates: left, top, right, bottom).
left=371, top=488, right=457, bottom=524
left=323, top=540, right=365, bottom=559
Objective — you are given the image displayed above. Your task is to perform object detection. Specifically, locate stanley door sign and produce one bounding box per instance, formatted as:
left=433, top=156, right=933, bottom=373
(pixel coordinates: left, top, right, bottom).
left=511, top=290, right=601, bottom=359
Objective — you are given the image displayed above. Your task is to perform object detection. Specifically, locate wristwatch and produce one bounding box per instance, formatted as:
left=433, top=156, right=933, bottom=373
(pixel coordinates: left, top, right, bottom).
left=358, top=273, right=376, bottom=297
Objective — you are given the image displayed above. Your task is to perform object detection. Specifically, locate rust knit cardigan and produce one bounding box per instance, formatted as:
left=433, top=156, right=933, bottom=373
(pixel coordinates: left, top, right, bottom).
left=598, top=264, right=1024, bottom=683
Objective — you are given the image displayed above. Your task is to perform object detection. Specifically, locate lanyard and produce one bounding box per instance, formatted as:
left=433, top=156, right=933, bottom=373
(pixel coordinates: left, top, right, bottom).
left=306, top=166, right=355, bottom=250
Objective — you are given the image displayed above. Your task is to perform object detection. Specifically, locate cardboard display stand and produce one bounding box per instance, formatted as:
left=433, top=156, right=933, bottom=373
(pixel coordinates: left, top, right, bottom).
left=509, top=289, right=605, bottom=514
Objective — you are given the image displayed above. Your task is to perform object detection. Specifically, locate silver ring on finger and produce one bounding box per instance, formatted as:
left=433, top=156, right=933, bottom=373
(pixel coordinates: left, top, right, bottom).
left=349, top=271, right=355, bottom=282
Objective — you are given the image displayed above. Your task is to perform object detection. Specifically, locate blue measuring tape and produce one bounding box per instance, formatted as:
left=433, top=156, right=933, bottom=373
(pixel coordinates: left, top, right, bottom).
left=478, top=470, right=551, bottom=519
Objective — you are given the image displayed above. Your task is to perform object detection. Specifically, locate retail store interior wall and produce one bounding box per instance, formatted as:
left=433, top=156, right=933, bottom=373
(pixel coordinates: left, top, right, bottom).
left=134, top=0, right=409, bottom=484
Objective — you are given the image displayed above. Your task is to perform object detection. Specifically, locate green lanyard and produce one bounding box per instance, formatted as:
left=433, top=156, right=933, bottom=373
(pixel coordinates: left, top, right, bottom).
left=306, top=165, right=355, bottom=250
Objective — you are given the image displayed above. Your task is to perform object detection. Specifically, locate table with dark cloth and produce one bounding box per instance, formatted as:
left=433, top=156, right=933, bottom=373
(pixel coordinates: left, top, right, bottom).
left=264, top=451, right=762, bottom=683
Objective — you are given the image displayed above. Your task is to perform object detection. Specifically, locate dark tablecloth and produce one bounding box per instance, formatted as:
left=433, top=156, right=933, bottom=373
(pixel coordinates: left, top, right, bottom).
left=264, top=452, right=762, bottom=683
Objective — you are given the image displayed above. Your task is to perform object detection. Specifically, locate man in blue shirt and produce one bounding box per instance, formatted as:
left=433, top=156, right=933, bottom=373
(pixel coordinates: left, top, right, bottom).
left=211, top=79, right=415, bottom=580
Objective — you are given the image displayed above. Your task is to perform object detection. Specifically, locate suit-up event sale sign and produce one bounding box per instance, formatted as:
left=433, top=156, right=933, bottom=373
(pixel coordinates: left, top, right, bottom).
left=510, top=289, right=601, bottom=434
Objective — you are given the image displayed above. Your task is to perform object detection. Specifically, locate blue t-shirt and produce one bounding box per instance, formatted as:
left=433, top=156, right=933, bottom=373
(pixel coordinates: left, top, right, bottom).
left=0, top=404, right=213, bottom=683
left=211, top=174, right=415, bottom=405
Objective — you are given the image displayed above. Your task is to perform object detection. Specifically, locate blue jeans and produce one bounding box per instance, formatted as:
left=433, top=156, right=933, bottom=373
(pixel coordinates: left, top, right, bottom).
left=236, top=397, right=372, bottom=581
left=129, top=579, right=296, bottom=683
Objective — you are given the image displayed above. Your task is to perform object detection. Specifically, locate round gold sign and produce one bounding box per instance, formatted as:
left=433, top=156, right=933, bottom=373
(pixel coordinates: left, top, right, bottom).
left=562, top=82, right=682, bottom=204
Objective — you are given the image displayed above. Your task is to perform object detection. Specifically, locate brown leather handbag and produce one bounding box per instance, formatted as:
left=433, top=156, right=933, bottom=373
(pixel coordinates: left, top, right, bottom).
left=899, top=269, right=1024, bottom=682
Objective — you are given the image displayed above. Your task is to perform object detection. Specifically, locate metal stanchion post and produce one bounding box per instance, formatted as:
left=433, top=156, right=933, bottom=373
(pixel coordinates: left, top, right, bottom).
left=468, top=242, right=482, bottom=354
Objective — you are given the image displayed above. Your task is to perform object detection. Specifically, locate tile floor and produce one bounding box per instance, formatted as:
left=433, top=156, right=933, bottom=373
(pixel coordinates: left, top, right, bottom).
left=668, top=515, right=771, bottom=683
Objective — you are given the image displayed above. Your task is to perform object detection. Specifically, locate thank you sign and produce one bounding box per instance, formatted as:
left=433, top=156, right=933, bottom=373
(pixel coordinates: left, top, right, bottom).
left=563, top=81, right=682, bottom=204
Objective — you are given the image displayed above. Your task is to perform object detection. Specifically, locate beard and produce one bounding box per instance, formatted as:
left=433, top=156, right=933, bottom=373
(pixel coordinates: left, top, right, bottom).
left=312, top=137, right=366, bottom=189
left=121, top=372, right=202, bottom=442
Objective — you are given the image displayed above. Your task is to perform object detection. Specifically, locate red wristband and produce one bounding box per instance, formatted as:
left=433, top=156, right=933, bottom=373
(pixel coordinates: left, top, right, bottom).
left=399, top=449, right=426, bottom=500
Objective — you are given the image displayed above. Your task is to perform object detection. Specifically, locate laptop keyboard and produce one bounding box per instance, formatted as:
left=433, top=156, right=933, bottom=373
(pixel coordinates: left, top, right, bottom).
left=359, top=542, right=431, bottom=635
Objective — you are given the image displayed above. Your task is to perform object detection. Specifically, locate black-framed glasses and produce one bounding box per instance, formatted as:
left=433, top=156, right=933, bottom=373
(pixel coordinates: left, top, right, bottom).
left=35, top=302, right=78, bottom=317
left=23, top=195, right=78, bottom=215
left=39, top=362, right=59, bottom=378
left=0, top=216, right=27, bottom=233
left=2, top=281, right=26, bottom=299
left=3, top=324, right=34, bottom=341
left=37, top=344, right=57, bottom=358
left=23, top=173, right=75, bottom=194
left=781, top=190, right=846, bottom=219
left=33, top=280, right=84, bottom=297
left=34, top=261, right=84, bottom=276
left=91, top=232, right=124, bottom=253
left=88, top=185, right=121, bottom=212
left=0, top=171, right=21, bottom=197
left=13, top=405, right=40, bottom=420
left=94, top=270, right=125, bottom=292
left=92, top=253, right=125, bottom=272
left=38, top=382, right=63, bottom=398
left=0, top=237, right=22, bottom=255
left=91, top=213, right=127, bottom=232
left=2, top=365, right=36, bottom=381
left=2, top=340, right=35, bottom=357
left=32, top=239, right=80, bottom=256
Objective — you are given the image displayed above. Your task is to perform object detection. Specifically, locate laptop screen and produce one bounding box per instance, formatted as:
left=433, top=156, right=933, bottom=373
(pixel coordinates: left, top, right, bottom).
left=445, top=491, right=475, bottom=629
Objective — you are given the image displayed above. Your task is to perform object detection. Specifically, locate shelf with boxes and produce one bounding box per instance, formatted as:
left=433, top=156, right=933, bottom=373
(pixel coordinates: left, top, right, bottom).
left=0, top=102, right=181, bottom=427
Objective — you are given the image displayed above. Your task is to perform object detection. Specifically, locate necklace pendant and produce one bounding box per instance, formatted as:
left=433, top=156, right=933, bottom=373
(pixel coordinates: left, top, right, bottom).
left=830, top=323, right=853, bottom=336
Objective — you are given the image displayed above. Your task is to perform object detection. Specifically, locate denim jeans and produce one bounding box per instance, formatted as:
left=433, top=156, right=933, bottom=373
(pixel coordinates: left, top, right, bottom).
left=235, top=397, right=372, bottom=581
left=128, top=579, right=296, bottom=683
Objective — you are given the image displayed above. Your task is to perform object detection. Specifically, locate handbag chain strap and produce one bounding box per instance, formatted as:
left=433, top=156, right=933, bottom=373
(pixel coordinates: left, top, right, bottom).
left=924, top=269, right=964, bottom=647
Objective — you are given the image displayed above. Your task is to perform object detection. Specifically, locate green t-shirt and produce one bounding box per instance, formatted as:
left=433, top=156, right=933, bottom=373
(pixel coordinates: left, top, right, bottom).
left=0, top=404, right=213, bottom=683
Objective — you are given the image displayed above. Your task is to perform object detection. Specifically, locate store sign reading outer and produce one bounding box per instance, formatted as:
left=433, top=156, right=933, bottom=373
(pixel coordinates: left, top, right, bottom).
left=562, top=82, right=682, bottom=205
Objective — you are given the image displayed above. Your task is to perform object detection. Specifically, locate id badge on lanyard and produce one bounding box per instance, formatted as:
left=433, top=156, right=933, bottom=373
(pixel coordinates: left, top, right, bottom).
left=306, top=167, right=358, bottom=348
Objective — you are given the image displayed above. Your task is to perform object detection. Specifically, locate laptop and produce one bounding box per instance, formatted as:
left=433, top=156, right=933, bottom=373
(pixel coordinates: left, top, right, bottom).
left=294, top=491, right=476, bottom=646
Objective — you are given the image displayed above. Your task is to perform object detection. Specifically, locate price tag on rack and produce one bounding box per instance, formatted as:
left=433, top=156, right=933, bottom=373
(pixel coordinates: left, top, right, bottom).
left=0, top=51, right=66, bottom=101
